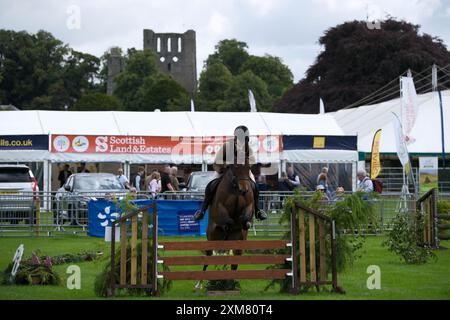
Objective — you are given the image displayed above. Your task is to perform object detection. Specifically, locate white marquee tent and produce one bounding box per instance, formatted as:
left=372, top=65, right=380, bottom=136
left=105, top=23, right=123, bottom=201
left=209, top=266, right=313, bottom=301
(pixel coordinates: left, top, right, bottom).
left=0, top=111, right=356, bottom=164
left=331, top=90, right=450, bottom=156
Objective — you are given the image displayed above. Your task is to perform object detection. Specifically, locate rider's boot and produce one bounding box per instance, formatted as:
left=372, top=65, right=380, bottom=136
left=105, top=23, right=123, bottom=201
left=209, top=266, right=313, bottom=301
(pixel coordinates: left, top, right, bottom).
left=194, top=179, right=218, bottom=221
left=253, top=182, right=268, bottom=221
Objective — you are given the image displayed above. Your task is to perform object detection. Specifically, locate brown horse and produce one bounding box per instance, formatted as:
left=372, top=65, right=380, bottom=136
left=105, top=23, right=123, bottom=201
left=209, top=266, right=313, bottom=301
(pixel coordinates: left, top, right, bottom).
left=194, top=160, right=256, bottom=290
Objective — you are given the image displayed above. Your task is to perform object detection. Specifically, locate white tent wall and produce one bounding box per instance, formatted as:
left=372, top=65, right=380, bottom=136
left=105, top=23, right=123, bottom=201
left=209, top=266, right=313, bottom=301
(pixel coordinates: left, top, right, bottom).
left=332, top=90, right=450, bottom=154
left=1, top=110, right=357, bottom=192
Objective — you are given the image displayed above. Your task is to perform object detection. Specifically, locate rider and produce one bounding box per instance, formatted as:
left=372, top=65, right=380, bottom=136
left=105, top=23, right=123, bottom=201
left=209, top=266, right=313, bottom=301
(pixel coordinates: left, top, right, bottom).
left=194, top=126, right=268, bottom=222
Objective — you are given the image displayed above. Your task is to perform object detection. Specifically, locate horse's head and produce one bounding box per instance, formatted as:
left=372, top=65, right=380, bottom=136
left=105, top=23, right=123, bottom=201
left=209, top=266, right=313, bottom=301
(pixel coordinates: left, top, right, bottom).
left=228, top=165, right=251, bottom=196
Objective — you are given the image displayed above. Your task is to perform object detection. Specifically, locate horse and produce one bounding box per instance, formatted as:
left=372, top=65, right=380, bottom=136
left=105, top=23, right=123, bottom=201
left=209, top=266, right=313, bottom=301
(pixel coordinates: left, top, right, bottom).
left=194, top=155, right=256, bottom=290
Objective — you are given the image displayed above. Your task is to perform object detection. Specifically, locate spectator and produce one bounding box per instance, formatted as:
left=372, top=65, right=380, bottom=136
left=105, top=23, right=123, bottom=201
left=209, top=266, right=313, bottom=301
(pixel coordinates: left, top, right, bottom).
left=170, top=166, right=180, bottom=191
left=116, top=168, right=130, bottom=189
left=161, top=165, right=174, bottom=193
left=148, top=172, right=161, bottom=198
left=357, top=170, right=374, bottom=193
left=132, top=167, right=146, bottom=192
left=332, top=187, right=346, bottom=203
left=78, top=163, right=90, bottom=173
left=317, top=167, right=328, bottom=185
left=316, top=185, right=330, bottom=201
left=317, top=173, right=328, bottom=189
left=255, top=164, right=268, bottom=192
left=58, top=164, right=72, bottom=187
left=287, top=166, right=301, bottom=189
left=278, top=172, right=293, bottom=192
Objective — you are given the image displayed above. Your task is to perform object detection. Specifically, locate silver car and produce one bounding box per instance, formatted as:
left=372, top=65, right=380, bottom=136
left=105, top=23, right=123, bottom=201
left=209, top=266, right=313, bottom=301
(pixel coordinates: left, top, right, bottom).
left=0, top=165, right=39, bottom=225
left=55, top=173, right=127, bottom=226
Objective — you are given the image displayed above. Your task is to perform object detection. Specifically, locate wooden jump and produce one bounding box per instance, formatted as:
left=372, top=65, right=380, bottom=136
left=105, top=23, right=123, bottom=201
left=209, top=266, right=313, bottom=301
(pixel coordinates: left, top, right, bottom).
left=109, top=199, right=342, bottom=297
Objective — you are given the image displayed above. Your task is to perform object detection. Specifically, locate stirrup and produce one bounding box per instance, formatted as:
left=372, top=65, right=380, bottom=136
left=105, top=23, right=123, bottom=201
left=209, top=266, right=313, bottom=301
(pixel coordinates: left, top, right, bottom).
left=256, top=210, right=268, bottom=221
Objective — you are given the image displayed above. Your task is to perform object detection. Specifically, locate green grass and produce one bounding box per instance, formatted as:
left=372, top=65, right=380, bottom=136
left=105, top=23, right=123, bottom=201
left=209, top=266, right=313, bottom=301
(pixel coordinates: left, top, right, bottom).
left=0, top=236, right=449, bottom=300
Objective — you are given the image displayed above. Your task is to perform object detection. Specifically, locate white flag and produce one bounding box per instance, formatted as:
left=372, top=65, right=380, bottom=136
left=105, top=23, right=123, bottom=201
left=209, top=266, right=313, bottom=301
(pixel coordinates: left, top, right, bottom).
left=392, top=112, right=411, bottom=174
left=190, top=99, right=195, bottom=112
left=320, top=98, right=326, bottom=114
left=401, top=77, right=419, bottom=144
left=249, top=90, right=257, bottom=113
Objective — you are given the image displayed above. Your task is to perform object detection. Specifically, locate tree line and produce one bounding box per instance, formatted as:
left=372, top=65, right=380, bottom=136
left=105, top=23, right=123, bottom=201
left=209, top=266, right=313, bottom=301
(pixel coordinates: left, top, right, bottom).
left=1, top=19, right=449, bottom=113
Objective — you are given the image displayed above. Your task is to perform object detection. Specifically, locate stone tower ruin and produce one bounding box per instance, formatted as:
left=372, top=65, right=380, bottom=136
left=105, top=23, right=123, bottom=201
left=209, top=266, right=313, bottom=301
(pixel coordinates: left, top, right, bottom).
left=143, top=29, right=197, bottom=94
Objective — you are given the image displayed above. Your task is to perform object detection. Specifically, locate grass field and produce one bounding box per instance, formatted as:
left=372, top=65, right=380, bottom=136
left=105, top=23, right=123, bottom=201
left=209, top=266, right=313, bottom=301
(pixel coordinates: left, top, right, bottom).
left=0, top=236, right=449, bottom=300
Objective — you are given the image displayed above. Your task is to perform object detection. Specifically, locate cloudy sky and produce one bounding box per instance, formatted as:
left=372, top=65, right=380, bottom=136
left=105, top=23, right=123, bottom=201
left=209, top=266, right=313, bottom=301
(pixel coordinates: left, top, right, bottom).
left=1, top=0, right=449, bottom=81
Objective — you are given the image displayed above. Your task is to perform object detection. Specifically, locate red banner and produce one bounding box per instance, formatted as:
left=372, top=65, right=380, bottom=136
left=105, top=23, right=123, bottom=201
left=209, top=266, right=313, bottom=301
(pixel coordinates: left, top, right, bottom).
left=51, top=135, right=282, bottom=156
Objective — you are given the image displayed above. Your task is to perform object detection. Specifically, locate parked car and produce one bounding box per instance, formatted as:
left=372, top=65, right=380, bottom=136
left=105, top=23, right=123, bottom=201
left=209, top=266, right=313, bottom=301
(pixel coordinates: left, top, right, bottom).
left=184, top=171, right=216, bottom=193
left=0, top=165, right=39, bottom=225
left=55, top=173, right=127, bottom=226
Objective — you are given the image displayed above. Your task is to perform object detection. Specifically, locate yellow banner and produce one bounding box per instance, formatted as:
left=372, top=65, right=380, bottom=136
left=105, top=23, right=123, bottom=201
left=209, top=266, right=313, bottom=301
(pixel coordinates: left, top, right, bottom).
left=371, top=130, right=382, bottom=180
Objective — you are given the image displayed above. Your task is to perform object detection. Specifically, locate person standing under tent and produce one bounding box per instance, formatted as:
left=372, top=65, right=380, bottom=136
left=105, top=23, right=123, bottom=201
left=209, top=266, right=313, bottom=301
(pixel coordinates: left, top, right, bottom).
left=170, top=166, right=180, bottom=191
left=357, top=170, right=374, bottom=193
left=148, top=172, right=162, bottom=198
left=58, top=164, right=72, bottom=187
left=132, top=167, right=145, bottom=192
left=78, top=163, right=90, bottom=174
left=116, top=168, right=130, bottom=190
left=287, top=166, right=301, bottom=189
left=161, top=165, right=174, bottom=193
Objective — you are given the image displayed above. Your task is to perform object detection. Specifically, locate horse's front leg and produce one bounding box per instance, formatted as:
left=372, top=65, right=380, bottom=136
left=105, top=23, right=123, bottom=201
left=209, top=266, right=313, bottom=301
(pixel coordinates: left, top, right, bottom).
left=231, top=250, right=243, bottom=271
left=195, top=250, right=213, bottom=291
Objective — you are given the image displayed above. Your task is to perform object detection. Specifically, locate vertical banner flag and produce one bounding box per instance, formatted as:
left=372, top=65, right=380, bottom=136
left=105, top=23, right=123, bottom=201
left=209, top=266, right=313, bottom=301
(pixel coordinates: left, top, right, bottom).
left=401, top=76, right=419, bottom=145
left=249, top=89, right=257, bottom=113
left=320, top=98, right=326, bottom=115
left=393, top=112, right=412, bottom=174
left=370, top=129, right=382, bottom=179
left=419, top=157, right=439, bottom=194
left=438, top=90, right=446, bottom=167
left=190, top=99, right=195, bottom=112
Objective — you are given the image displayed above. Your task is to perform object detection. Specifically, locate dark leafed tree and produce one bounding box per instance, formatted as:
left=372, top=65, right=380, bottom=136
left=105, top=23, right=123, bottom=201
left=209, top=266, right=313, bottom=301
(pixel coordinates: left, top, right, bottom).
left=274, top=19, right=450, bottom=114
left=0, top=30, right=100, bottom=110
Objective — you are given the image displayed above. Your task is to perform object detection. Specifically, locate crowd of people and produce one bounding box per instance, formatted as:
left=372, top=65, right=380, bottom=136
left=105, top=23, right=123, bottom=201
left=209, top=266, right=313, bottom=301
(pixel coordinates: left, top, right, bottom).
left=58, top=163, right=376, bottom=201
left=276, top=166, right=375, bottom=201
left=116, top=165, right=181, bottom=198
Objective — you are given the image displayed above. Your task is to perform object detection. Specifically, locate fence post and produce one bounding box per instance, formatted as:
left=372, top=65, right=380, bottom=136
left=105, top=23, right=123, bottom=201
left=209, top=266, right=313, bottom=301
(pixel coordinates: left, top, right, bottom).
left=330, top=220, right=338, bottom=292
left=110, top=223, right=116, bottom=297
left=290, top=207, right=299, bottom=294
left=152, top=203, right=160, bottom=296
left=34, top=198, right=40, bottom=236
left=432, top=189, right=439, bottom=249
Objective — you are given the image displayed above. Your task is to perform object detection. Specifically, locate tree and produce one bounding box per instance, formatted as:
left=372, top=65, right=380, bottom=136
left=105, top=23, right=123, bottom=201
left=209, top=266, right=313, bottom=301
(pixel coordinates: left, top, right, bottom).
left=196, top=63, right=234, bottom=111
left=73, top=92, right=123, bottom=111
left=274, top=19, right=450, bottom=114
left=206, top=39, right=249, bottom=75
left=0, top=29, right=100, bottom=110
left=240, top=55, right=293, bottom=100
left=220, top=70, right=272, bottom=112
left=114, top=49, right=189, bottom=111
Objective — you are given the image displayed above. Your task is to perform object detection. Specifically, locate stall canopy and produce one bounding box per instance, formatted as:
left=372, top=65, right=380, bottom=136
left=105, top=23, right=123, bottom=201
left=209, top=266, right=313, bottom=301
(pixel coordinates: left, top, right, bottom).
left=0, top=111, right=357, bottom=164
left=332, top=90, right=450, bottom=155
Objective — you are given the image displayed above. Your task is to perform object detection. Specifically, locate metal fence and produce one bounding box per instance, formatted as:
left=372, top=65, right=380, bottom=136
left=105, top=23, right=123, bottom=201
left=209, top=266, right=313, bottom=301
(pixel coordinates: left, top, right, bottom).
left=0, top=191, right=448, bottom=237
